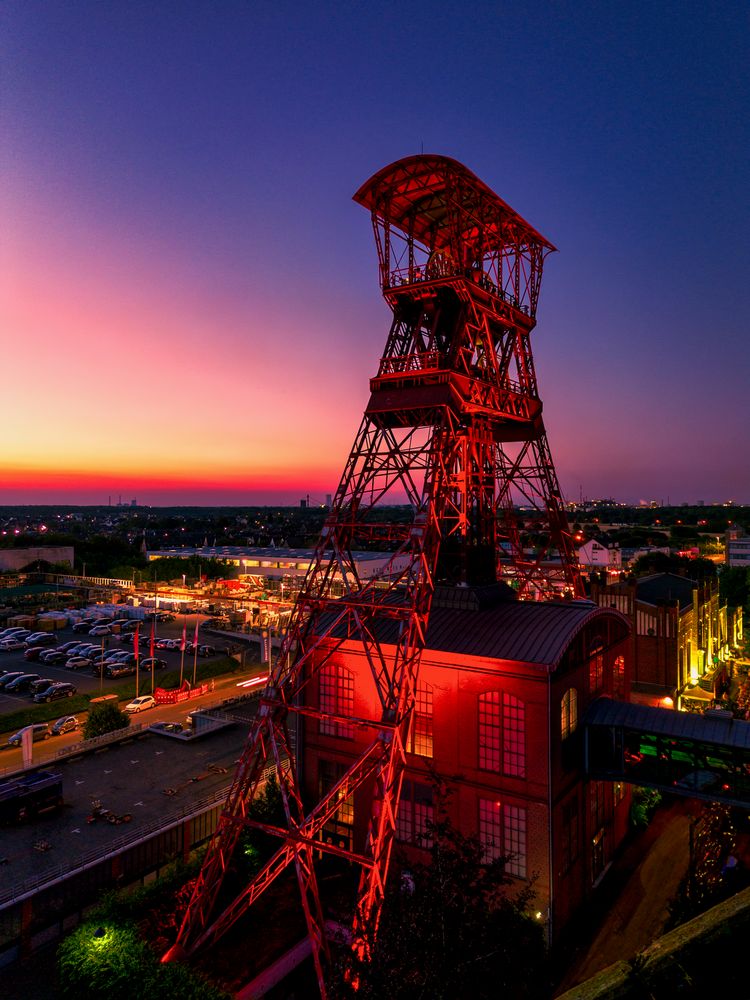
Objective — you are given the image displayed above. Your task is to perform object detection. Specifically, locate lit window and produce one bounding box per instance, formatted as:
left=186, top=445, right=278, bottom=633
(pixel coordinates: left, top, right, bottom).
left=589, top=640, right=604, bottom=692
left=479, top=692, right=502, bottom=771
left=319, top=664, right=354, bottom=739
left=503, top=692, right=526, bottom=777
left=479, top=691, right=526, bottom=777
left=479, top=798, right=503, bottom=861
left=561, top=688, right=578, bottom=739
left=409, top=680, right=434, bottom=758
left=504, top=805, right=527, bottom=879
left=396, top=780, right=434, bottom=848
left=613, top=655, right=625, bottom=699
left=318, top=759, right=354, bottom=850
left=478, top=798, right=527, bottom=878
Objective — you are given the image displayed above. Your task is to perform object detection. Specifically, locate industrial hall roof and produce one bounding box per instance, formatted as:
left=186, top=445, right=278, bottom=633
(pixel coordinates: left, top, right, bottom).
left=324, top=588, right=626, bottom=672
left=586, top=697, right=750, bottom=751
left=423, top=598, right=621, bottom=670
left=353, top=154, right=556, bottom=254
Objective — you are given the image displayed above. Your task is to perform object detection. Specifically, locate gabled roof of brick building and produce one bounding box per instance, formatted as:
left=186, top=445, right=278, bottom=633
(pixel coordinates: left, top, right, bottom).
left=635, top=573, right=696, bottom=611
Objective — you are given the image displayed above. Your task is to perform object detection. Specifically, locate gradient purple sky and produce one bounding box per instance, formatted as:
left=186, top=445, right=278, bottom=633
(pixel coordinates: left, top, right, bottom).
left=1, top=2, right=748, bottom=505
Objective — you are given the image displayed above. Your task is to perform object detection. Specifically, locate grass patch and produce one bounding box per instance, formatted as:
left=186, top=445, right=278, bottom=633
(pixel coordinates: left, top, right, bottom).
left=0, top=694, right=91, bottom=734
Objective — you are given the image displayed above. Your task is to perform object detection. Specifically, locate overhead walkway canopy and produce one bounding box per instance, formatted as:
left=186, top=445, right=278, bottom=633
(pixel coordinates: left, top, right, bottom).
left=585, top=697, right=750, bottom=809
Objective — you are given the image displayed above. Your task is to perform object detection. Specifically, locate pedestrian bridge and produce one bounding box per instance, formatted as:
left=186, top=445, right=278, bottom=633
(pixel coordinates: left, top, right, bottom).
left=585, top=698, right=750, bottom=809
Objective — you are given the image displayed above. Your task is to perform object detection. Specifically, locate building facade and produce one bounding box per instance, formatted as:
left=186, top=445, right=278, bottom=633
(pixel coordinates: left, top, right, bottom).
left=300, top=586, right=631, bottom=942
left=591, top=573, right=742, bottom=708
left=726, top=527, right=750, bottom=568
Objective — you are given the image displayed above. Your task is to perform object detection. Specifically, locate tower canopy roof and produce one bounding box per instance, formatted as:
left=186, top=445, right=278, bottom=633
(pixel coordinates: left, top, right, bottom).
left=353, top=154, right=555, bottom=254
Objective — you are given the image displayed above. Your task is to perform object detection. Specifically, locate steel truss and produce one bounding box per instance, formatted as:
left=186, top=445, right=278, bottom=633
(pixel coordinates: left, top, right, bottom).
left=164, top=155, right=582, bottom=995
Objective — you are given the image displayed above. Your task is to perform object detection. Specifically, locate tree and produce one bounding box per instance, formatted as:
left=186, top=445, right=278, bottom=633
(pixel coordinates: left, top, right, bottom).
left=631, top=552, right=716, bottom=580
left=331, top=811, right=548, bottom=1000
left=84, top=701, right=130, bottom=739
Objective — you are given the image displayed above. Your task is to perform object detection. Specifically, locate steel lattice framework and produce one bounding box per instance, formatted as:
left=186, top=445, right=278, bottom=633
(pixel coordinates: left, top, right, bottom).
left=163, top=155, right=582, bottom=994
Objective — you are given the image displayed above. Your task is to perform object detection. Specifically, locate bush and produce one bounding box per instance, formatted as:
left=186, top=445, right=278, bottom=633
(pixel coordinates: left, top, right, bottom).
left=630, top=786, right=662, bottom=828
left=57, top=854, right=228, bottom=1000
left=83, top=701, right=130, bottom=739
left=57, top=920, right=228, bottom=1000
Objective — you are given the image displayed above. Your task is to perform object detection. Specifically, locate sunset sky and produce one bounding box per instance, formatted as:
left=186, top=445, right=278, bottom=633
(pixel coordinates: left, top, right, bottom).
left=1, top=2, right=748, bottom=506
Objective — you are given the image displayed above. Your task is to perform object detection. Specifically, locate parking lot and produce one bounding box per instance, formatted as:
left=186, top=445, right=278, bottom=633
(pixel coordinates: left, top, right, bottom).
left=0, top=614, right=232, bottom=716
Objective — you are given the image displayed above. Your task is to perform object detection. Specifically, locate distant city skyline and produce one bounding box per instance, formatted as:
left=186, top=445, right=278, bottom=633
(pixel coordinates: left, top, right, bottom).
left=2, top=4, right=748, bottom=506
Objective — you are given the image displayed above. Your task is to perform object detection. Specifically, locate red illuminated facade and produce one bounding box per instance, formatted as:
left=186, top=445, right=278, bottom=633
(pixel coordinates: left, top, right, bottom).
left=166, top=156, right=587, bottom=992
left=305, top=586, right=631, bottom=942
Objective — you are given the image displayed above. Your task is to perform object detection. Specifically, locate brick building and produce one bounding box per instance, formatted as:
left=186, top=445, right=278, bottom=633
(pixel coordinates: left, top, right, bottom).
left=590, top=573, right=742, bottom=707
left=300, top=584, right=630, bottom=941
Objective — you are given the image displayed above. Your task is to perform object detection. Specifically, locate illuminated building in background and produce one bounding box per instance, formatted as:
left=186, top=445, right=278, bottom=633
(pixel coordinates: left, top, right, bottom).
left=591, top=573, right=742, bottom=709
left=726, top=526, right=750, bottom=568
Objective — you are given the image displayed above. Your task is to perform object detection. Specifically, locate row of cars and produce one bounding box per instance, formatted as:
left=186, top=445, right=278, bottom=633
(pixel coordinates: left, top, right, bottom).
left=24, top=639, right=168, bottom=677
left=0, top=669, right=77, bottom=702
left=0, top=627, right=58, bottom=651
left=7, top=715, right=80, bottom=746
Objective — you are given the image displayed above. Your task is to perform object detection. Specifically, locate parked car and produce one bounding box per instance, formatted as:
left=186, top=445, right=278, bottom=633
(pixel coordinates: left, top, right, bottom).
left=24, top=633, right=56, bottom=647
left=141, top=657, right=167, bottom=670
left=34, top=682, right=76, bottom=703
left=5, top=673, right=41, bottom=693
left=71, top=622, right=92, bottom=633
left=51, top=715, right=79, bottom=736
left=77, top=645, right=101, bottom=658
left=65, top=656, right=91, bottom=671
left=29, top=678, right=56, bottom=696
left=0, top=628, right=26, bottom=639
left=40, top=649, right=68, bottom=665
left=0, top=672, right=25, bottom=689
left=24, top=646, right=47, bottom=661
left=58, top=640, right=82, bottom=653
left=8, top=723, right=51, bottom=746
left=125, top=695, right=156, bottom=713
left=150, top=721, right=183, bottom=733
left=198, top=645, right=216, bottom=657
left=89, top=625, right=111, bottom=636
left=105, top=664, right=137, bottom=678
left=0, top=639, right=27, bottom=651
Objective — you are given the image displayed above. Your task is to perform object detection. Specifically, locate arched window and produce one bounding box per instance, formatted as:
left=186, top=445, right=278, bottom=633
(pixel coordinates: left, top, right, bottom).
left=561, top=688, right=578, bottom=740
left=319, top=664, right=354, bottom=739
left=478, top=691, right=526, bottom=777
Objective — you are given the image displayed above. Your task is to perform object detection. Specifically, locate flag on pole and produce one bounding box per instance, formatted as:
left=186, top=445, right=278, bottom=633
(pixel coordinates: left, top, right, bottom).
left=193, top=620, right=199, bottom=646
left=150, top=619, right=155, bottom=660
left=133, top=623, right=140, bottom=657
left=180, top=621, right=187, bottom=652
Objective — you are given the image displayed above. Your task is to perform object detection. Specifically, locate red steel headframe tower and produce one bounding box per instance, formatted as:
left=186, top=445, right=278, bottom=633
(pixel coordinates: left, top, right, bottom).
left=164, top=156, right=582, bottom=993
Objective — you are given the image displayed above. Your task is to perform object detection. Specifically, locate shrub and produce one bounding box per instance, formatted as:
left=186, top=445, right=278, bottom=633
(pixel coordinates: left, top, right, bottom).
left=83, top=701, right=130, bottom=739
